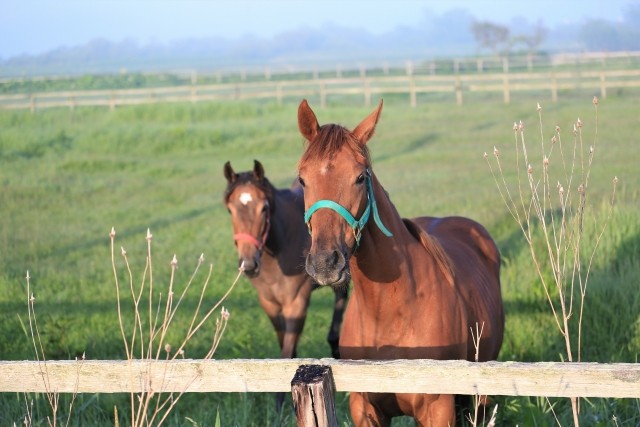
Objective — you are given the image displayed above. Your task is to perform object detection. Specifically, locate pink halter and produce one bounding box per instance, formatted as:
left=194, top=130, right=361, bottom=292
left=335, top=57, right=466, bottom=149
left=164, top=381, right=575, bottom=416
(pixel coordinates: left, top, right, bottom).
left=233, top=207, right=271, bottom=250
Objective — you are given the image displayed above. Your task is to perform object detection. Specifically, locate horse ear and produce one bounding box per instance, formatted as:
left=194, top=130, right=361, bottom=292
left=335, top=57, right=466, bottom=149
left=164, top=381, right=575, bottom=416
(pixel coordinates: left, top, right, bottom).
left=298, top=99, right=320, bottom=142
left=352, top=99, right=383, bottom=145
left=253, top=159, right=265, bottom=181
left=223, top=161, right=237, bottom=183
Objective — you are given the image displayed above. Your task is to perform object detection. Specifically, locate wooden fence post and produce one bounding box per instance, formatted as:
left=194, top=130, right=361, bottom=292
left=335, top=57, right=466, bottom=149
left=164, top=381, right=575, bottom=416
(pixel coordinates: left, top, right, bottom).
left=455, top=77, right=463, bottom=106
left=409, top=77, right=417, bottom=108
left=502, top=74, right=510, bottom=104
left=291, top=365, right=338, bottom=427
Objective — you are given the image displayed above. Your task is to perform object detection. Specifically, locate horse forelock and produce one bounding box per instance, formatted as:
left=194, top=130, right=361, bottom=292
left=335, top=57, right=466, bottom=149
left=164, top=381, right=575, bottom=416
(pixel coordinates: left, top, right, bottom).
left=298, top=124, right=371, bottom=171
left=224, top=172, right=275, bottom=208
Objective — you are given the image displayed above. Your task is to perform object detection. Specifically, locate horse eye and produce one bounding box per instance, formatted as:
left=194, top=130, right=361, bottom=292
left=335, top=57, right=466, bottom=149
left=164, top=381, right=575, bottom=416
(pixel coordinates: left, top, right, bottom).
left=355, top=173, right=366, bottom=185
left=298, top=176, right=306, bottom=187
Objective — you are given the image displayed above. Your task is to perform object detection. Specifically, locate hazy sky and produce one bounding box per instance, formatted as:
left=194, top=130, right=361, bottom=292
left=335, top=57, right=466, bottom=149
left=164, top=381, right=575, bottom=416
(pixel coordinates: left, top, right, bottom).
left=1, top=0, right=633, bottom=58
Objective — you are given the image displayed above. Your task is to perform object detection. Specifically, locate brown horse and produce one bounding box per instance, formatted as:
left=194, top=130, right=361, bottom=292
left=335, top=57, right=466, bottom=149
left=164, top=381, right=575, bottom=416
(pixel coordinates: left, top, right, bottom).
left=296, top=100, right=504, bottom=426
left=223, top=159, right=347, bottom=361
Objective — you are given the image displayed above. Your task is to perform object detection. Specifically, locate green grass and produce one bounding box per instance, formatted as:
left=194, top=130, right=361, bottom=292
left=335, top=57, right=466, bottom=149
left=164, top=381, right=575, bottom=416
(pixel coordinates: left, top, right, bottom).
left=0, top=94, right=638, bottom=426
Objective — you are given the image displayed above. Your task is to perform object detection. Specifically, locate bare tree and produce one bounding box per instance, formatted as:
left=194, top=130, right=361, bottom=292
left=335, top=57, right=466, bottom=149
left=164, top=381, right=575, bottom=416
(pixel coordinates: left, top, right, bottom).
left=470, top=21, right=510, bottom=56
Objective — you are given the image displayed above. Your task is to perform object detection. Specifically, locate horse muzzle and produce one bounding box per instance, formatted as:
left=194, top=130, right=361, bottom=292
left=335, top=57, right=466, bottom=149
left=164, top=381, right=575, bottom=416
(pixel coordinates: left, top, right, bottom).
left=240, top=256, right=261, bottom=278
left=305, top=248, right=350, bottom=287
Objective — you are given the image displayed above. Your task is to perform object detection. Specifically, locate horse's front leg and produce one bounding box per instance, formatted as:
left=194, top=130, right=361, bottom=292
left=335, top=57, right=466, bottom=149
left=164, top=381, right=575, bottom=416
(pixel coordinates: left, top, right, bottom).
left=349, top=392, right=392, bottom=427
left=327, top=285, right=348, bottom=358
left=408, top=393, right=455, bottom=427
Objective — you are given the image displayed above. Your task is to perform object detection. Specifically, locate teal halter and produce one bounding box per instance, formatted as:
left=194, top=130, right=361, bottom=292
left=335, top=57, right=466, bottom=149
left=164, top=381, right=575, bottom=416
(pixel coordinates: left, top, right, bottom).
left=304, top=171, right=393, bottom=246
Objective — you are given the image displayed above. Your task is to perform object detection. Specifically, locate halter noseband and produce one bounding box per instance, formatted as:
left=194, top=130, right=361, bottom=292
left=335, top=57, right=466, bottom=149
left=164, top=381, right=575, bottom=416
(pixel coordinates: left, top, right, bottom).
left=303, top=171, right=392, bottom=246
left=233, top=202, right=271, bottom=251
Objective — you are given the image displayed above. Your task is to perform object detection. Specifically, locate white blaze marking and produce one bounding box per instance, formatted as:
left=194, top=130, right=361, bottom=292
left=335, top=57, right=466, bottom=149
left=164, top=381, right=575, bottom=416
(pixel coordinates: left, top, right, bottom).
left=239, top=192, right=253, bottom=205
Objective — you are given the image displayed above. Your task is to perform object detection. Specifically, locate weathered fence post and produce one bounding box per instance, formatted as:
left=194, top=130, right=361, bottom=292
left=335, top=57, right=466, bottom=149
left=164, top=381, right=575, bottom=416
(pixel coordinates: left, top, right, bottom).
left=291, top=365, right=338, bottom=427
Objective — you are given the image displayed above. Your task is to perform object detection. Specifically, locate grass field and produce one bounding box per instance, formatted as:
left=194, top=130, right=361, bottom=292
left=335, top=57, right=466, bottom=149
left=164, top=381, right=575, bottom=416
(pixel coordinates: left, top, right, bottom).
left=0, top=94, right=638, bottom=426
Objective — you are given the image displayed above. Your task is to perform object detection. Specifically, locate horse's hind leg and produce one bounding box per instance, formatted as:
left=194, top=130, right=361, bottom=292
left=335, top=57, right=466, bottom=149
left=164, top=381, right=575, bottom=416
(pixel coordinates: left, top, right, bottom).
left=327, top=286, right=348, bottom=358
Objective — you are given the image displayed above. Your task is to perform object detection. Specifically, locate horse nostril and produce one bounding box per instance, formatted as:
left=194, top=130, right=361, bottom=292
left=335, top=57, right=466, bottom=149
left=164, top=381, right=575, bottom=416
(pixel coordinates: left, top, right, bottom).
left=332, top=250, right=341, bottom=267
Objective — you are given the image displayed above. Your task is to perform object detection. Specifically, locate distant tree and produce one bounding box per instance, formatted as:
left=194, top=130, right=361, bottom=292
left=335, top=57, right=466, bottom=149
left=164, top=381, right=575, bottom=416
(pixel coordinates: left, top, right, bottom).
left=579, top=19, right=620, bottom=50
left=470, top=21, right=510, bottom=56
left=510, top=21, right=548, bottom=69
left=521, top=21, right=547, bottom=55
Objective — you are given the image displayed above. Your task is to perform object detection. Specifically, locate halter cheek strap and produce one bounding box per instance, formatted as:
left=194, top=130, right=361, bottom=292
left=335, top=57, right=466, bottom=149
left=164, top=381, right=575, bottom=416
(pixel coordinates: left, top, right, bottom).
left=304, top=173, right=392, bottom=246
left=233, top=204, right=271, bottom=250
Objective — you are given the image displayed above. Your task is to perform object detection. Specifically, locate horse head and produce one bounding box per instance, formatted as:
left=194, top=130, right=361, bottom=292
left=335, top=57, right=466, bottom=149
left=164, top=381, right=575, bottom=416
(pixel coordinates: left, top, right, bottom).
left=297, top=99, right=391, bottom=287
left=223, top=159, right=273, bottom=278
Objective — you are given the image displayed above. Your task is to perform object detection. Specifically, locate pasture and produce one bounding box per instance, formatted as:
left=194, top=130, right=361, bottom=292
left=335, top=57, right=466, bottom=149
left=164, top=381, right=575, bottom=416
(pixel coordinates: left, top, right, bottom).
left=0, top=95, right=638, bottom=426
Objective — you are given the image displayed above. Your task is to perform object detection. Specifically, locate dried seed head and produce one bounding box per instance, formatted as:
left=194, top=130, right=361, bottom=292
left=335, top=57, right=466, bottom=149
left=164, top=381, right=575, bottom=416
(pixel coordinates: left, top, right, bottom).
left=198, top=253, right=205, bottom=264
left=578, top=183, right=585, bottom=194
left=121, top=246, right=127, bottom=256
left=110, top=227, right=116, bottom=239
left=146, top=228, right=153, bottom=242
left=493, top=146, right=500, bottom=157
left=573, top=124, right=578, bottom=136
left=536, top=102, right=542, bottom=112
left=165, top=344, right=171, bottom=354
left=593, top=96, right=598, bottom=105
left=543, top=156, right=549, bottom=168
left=513, top=122, right=518, bottom=132
left=555, top=125, right=560, bottom=133
left=613, top=176, right=619, bottom=185
left=30, top=293, right=35, bottom=303
left=576, top=118, right=582, bottom=128
left=518, top=120, right=525, bottom=132
left=171, top=254, right=178, bottom=268
left=559, top=185, right=564, bottom=196
left=589, top=145, right=594, bottom=154
left=551, top=135, right=557, bottom=144
left=527, top=164, right=533, bottom=174
left=26, top=271, right=30, bottom=280
left=483, top=152, right=488, bottom=159
left=221, top=306, right=230, bottom=321
left=178, top=349, right=185, bottom=357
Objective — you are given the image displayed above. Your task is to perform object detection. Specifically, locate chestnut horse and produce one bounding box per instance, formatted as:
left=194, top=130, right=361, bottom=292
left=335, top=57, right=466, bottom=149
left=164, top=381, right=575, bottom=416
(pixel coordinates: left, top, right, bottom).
left=296, top=100, right=504, bottom=426
left=223, top=159, right=347, bottom=361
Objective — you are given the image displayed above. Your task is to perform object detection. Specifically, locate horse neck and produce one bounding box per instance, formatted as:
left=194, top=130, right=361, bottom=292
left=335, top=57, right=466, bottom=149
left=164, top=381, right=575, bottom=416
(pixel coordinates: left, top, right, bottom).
left=264, top=188, right=307, bottom=258
left=350, top=173, right=427, bottom=298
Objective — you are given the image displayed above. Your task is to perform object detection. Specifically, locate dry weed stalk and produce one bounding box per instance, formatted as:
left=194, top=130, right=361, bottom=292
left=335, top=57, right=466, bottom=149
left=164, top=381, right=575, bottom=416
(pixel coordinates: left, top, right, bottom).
left=109, top=227, right=243, bottom=427
left=24, top=271, right=83, bottom=427
left=485, top=98, right=617, bottom=426
left=466, top=322, right=498, bottom=427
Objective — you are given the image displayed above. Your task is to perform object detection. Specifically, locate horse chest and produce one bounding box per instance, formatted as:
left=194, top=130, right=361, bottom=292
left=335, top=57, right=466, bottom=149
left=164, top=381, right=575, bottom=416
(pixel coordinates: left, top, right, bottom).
left=340, top=282, right=468, bottom=360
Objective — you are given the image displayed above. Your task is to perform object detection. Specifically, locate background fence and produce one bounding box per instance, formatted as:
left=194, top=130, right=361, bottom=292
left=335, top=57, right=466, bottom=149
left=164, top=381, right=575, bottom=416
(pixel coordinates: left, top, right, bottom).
left=2, top=69, right=640, bottom=111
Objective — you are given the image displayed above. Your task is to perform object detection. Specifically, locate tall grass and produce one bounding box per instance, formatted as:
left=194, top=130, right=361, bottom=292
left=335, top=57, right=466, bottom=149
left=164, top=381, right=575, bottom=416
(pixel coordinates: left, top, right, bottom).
left=0, top=97, right=638, bottom=425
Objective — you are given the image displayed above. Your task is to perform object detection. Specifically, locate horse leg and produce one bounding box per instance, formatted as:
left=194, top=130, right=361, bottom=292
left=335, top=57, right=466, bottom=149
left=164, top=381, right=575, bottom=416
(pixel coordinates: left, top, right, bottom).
left=349, top=392, right=392, bottom=427
left=258, top=297, right=289, bottom=410
left=410, top=393, right=455, bottom=427
left=280, top=296, right=309, bottom=359
left=327, top=286, right=348, bottom=358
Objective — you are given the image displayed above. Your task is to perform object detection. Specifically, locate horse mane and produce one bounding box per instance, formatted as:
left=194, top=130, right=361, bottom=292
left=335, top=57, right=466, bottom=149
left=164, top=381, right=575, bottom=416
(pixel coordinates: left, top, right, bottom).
left=402, top=218, right=455, bottom=287
left=299, top=124, right=371, bottom=168
left=223, top=171, right=276, bottom=212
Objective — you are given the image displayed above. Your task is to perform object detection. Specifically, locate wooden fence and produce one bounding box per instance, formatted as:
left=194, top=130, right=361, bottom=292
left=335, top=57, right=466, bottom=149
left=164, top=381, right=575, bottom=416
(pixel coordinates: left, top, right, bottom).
left=2, top=69, right=640, bottom=111
left=2, top=358, right=639, bottom=398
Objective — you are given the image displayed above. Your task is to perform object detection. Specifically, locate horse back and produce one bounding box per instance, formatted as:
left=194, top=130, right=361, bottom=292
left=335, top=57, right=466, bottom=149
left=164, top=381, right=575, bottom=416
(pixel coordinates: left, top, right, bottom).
left=408, top=216, right=504, bottom=361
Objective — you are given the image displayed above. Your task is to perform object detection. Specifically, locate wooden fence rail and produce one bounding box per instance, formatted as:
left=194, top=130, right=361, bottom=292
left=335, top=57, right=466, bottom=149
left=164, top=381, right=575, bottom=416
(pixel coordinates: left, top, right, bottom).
left=1, top=358, right=639, bottom=398
left=2, top=69, right=640, bottom=111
